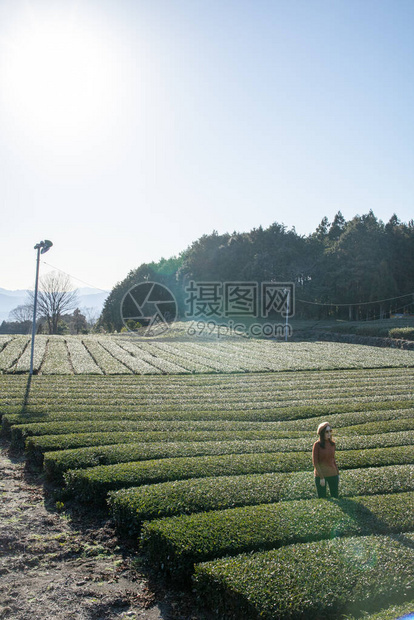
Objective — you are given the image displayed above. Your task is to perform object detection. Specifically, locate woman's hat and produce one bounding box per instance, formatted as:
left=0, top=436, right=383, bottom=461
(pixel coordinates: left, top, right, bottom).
left=317, top=421, right=330, bottom=435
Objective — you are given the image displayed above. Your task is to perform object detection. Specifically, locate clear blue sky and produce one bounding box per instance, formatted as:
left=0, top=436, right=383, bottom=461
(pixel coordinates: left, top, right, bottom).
left=0, top=0, right=413, bottom=291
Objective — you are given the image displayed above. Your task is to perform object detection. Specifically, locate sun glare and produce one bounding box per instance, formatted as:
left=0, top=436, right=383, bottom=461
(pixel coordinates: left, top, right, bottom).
left=0, top=7, right=124, bottom=144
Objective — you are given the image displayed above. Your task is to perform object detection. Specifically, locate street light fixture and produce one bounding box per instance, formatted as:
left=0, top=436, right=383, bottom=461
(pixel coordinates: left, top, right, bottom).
left=29, top=240, right=53, bottom=376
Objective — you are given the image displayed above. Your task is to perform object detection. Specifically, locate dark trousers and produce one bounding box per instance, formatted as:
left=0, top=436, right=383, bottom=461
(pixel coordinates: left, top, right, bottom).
left=315, top=475, right=339, bottom=499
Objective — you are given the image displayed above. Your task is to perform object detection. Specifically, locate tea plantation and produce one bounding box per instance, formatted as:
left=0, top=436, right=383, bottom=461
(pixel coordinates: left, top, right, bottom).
left=1, top=335, right=414, bottom=619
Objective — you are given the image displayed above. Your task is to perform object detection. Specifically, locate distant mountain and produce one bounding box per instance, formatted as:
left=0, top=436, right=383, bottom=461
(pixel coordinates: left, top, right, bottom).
left=0, top=287, right=109, bottom=323
left=0, top=288, right=28, bottom=297
left=0, top=290, right=27, bottom=321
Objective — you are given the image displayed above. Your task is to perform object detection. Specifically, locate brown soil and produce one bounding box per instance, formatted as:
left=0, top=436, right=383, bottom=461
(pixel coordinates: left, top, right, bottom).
left=0, top=439, right=207, bottom=620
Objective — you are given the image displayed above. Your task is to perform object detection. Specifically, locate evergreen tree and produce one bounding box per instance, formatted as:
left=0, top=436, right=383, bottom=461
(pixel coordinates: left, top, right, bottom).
left=98, top=211, right=414, bottom=329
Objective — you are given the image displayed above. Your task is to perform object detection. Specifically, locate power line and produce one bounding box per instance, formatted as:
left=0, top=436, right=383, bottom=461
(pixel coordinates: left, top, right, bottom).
left=37, top=262, right=414, bottom=310
left=41, top=261, right=109, bottom=293
left=296, top=292, right=414, bottom=307
left=346, top=301, right=413, bottom=322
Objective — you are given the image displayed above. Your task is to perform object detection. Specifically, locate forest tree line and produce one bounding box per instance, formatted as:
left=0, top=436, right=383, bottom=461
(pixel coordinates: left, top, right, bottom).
left=99, top=211, right=414, bottom=331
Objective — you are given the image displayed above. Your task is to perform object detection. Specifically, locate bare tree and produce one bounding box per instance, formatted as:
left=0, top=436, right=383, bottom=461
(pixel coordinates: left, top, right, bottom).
left=28, top=271, right=79, bottom=335
left=9, top=304, right=33, bottom=323
left=82, top=306, right=100, bottom=330
left=5, top=304, right=33, bottom=334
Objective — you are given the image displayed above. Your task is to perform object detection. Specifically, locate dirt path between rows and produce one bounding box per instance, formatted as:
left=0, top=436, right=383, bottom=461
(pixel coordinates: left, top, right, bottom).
left=0, top=439, right=204, bottom=620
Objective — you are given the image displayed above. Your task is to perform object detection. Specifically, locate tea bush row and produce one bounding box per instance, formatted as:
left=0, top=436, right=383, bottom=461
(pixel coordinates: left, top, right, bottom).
left=5, top=404, right=414, bottom=441
left=1, top=368, right=412, bottom=413
left=2, top=366, right=410, bottom=397
left=193, top=533, right=414, bottom=619
left=37, top=430, right=414, bottom=481
left=26, top=429, right=306, bottom=465
left=52, top=445, right=309, bottom=484
left=40, top=339, right=73, bottom=375
left=80, top=338, right=414, bottom=373
left=3, top=415, right=307, bottom=438
left=5, top=399, right=413, bottom=448
left=108, top=464, right=414, bottom=534
left=24, top=422, right=414, bottom=470
left=141, top=492, right=414, bottom=580
left=389, top=327, right=414, bottom=341
left=1, top=366, right=412, bottom=407
left=64, top=445, right=414, bottom=503
left=0, top=337, right=28, bottom=371
left=4, top=336, right=412, bottom=374
left=2, top=382, right=412, bottom=417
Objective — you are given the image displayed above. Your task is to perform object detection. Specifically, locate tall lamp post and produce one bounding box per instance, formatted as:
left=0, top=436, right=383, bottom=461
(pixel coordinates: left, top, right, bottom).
left=29, top=240, right=53, bottom=376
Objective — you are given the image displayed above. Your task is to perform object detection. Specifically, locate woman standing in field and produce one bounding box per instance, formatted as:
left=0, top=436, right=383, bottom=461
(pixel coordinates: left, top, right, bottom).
left=312, top=422, right=339, bottom=498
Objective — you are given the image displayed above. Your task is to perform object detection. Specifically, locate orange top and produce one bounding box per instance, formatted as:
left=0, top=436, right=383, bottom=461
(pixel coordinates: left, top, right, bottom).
left=312, top=440, right=339, bottom=478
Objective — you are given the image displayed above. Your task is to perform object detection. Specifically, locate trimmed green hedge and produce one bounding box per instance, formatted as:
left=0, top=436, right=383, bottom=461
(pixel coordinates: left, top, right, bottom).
left=3, top=403, right=413, bottom=453
left=4, top=398, right=413, bottom=444
left=24, top=419, right=414, bottom=468
left=8, top=420, right=159, bottom=451
left=25, top=429, right=308, bottom=465
left=389, top=327, right=414, bottom=341
left=3, top=414, right=307, bottom=437
left=141, top=492, right=414, bottom=580
left=39, top=429, right=414, bottom=477
left=1, top=369, right=413, bottom=417
left=108, top=464, right=414, bottom=534
left=45, top=440, right=314, bottom=481
left=27, top=429, right=306, bottom=452
left=193, top=533, right=414, bottom=619
left=4, top=400, right=413, bottom=432
left=64, top=452, right=312, bottom=502
left=335, top=445, right=414, bottom=469
left=64, top=445, right=414, bottom=503
left=341, top=417, right=414, bottom=435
